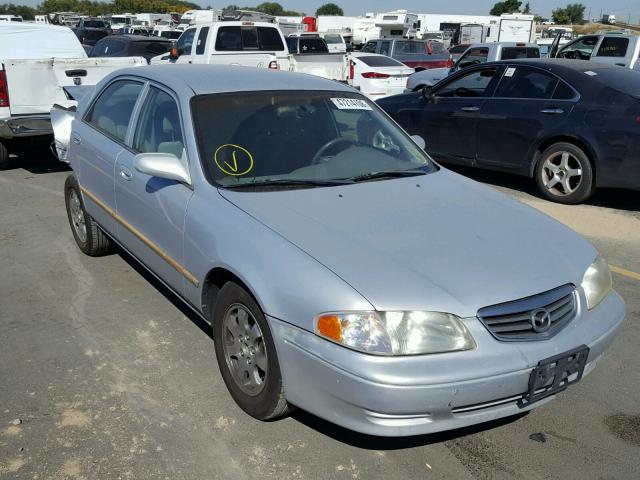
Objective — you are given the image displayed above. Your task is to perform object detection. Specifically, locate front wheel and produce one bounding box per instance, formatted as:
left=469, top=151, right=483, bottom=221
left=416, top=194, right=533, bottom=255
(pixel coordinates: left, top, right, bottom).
left=213, top=282, right=290, bottom=420
left=534, top=142, right=594, bottom=204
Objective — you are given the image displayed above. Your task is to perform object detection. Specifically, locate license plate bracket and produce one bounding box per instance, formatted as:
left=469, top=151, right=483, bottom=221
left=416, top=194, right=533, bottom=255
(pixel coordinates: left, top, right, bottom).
left=518, top=345, right=590, bottom=408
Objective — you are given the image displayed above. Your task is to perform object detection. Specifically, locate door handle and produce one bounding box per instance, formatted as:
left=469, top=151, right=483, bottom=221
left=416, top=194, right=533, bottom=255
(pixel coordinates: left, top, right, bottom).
left=119, top=165, right=133, bottom=181
left=71, top=133, right=81, bottom=144
left=460, top=106, right=480, bottom=112
left=540, top=108, right=565, bottom=115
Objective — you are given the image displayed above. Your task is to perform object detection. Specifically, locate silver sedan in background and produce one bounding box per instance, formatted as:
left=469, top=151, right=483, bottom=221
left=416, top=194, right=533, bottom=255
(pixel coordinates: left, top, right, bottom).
left=56, top=65, right=624, bottom=436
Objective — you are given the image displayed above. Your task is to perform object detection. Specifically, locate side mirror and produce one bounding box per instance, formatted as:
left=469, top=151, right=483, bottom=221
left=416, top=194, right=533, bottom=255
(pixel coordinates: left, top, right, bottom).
left=421, top=85, right=433, bottom=99
left=411, top=135, right=426, bottom=150
left=169, top=42, right=179, bottom=59
left=134, top=152, right=190, bottom=184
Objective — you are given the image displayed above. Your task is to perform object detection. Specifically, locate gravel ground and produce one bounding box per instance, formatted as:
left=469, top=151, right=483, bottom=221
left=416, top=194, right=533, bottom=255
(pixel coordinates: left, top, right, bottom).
left=1, top=156, right=639, bottom=480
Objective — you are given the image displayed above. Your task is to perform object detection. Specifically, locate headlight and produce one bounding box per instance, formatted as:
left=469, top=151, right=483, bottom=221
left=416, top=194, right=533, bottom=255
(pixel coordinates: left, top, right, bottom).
left=581, top=255, right=612, bottom=310
left=315, top=311, right=476, bottom=356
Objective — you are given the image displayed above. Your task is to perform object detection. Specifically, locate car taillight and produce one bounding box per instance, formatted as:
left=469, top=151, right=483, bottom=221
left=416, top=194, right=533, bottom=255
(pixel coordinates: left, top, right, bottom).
left=516, top=42, right=525, bottom=47
left=446, top=55, right=453, bottom=68
left=426, top=41, right=433, bottom=55
left=268, top=60, right=279, bottom=70
left=0, top=69, right=9, bottom=107
left=349, top=60, right=355, bottom=81
left=362, top=72, right=390, bottom=79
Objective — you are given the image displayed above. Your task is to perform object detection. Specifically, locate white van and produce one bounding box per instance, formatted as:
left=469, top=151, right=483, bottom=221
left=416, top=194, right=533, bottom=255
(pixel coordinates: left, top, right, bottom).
left=0, top=15, right=23, bottom=22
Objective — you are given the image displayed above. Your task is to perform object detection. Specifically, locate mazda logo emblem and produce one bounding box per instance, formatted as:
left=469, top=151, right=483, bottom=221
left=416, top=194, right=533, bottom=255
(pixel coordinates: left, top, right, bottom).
left=530, top=308, right=552, bottom=333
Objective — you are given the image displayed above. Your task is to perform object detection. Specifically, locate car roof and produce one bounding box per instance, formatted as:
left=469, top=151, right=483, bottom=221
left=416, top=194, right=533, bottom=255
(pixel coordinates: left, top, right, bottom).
left=111, top=34, right=169, bottom=42
left=111, top=65, right=356, bottom=96
left=490, top=58, right=623, bottom=72
left=473, top=42, right=538, bottom=48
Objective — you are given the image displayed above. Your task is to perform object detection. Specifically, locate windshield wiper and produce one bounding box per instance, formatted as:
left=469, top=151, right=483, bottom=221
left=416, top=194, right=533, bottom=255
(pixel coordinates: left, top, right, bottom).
left=222, top=178, right=354, bottom=190
left=347, top=169, right=428, bottom=183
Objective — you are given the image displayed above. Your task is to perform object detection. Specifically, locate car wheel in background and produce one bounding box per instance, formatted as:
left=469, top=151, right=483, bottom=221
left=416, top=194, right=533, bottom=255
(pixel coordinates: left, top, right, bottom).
left=0, top=141, right=9, bottom=170
left=213, top=281, right=290, bottom=421
left=64, top=175, right=114, bottom=256
left=535, top=142, right=594, bottom=204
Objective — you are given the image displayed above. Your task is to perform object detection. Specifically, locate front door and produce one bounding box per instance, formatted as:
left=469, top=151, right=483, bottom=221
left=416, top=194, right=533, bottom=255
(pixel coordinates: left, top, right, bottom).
left=418, top=66, right=501, bottom=165
left=114, top=85, right=194, bottom=294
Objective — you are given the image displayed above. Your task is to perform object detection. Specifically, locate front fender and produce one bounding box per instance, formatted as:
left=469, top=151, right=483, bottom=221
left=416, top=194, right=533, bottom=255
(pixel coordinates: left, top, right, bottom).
left=182, top=188, right=374, bottom=331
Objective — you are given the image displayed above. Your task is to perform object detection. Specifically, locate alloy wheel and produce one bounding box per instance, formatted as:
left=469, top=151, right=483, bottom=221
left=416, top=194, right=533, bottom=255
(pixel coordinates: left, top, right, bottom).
left=68, top=189, right=87, bottom=243
left=541, top=151, right=583, bottom=197
left=222, top=303, right=268, bottom=396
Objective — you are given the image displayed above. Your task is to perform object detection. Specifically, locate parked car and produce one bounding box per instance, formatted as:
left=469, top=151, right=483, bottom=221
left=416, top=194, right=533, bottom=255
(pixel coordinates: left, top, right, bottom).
left=90, top=35, right=171, bottom=63
left=448, top=43, right=470, bottom=61
left=153, top=22, right=348, bottom=82
left=73, top=18, right=110, bottom=46
left=349, top=52, right=414, bottom=99
left=0, top=22, right=146, bottom=169
left=550, top=33, right=640, bottom=69
left=406, top=42, right=540, bottom=91
left=379, top=59, right=640, bottom=204
left=54, top=64, right=624, bottom=437
left=361, top=38, right=452, bottom=70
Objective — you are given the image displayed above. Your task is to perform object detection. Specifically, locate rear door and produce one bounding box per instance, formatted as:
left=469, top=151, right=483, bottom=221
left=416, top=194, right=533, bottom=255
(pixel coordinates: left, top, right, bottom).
left=114, top=84, right=193, bottom=294
left=415, top=66, right=501, bottom=165
left=73, top=79, right=145, bottom=236
left=476, top=65, right=577, bottom=172
left=593, top=36, right=631, bottom=67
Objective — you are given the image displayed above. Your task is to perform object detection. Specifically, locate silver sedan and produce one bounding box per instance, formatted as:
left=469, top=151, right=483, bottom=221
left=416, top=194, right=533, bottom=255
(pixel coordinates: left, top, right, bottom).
left=56, top=65, right=624, bottom=436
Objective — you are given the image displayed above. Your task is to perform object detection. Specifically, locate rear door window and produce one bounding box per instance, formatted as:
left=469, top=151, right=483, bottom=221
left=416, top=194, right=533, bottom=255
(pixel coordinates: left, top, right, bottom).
left=380, top=41, right=391, bottom=56
left=216, top=26, right=285, bottom=51
left=458, top=47, right=489, bottom=65
left=85, top=80, right=143, bottom=142
left=257, top=27, right=284, bottom=51
left=595, top=37, right=629, bottom=57
left=494, top=66, right=558, bottom=99
left=501, top=47, right=540, bottom=59
left=362, top=42, right=377, bottom=53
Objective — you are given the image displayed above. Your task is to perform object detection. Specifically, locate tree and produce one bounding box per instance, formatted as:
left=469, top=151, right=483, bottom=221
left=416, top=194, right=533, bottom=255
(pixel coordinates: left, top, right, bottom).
left=489, top=0, right=522, bottom=16
left=316, top=3, right=343, bottom=16
left=522, top=2, right=530, bottom=14
left=254, top=2, right=285, bottom=15
left=552, top=3, right=586, bottom=24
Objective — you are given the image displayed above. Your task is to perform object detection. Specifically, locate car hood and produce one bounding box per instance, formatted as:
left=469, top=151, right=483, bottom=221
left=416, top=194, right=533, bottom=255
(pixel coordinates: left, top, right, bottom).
left=219, top=170, right=596, bottom=318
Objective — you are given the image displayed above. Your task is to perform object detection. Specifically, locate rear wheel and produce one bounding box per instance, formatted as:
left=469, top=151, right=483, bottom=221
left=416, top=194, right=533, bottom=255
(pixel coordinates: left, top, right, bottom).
left=213, top=282, right=290, bottom=421
left=535, top=142, right=594, bottom=204
left=64, top=175, right=114, bottom=256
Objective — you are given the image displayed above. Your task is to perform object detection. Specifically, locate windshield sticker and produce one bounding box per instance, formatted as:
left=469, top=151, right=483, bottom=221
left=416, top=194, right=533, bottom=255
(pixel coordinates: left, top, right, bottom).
left=504, top=67, right=516, bottom=77
left=214, top=144, right=254, bottom=176
left=584, top=70, right=597, bottom=76
left=331, top=98, right=372, bottom=110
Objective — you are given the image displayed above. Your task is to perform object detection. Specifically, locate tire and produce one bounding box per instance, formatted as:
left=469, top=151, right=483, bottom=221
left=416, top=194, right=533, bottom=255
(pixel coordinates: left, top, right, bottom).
left=64, top=175, right=114, bottom=256
left=0, top=141, right=9, bottom=170
left=534, top=142, right=594, bottom=204
left=213, top=282, right=290, bottom=421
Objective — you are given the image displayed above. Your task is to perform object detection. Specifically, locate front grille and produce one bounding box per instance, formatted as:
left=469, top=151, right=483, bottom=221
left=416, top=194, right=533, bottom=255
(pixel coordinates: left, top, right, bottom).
left=477, top=284, right=576, bottom=341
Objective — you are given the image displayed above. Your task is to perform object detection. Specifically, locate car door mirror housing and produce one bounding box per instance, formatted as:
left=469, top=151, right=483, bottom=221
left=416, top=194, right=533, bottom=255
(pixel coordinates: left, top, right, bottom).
left=134, top=152, right=190, bottom=185
left=410, top=135, right=426, bottom=150
left=421, top=85, right=433, bottom=99
left=169, top=42, right=179, bottom=59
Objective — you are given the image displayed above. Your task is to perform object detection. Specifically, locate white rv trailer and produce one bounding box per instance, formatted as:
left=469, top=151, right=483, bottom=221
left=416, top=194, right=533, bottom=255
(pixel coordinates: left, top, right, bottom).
left=415, top=14, right=500, bottom=45
left=352, top=14, right=380, bottom=47
left=375, top=10, right=418, bottom=39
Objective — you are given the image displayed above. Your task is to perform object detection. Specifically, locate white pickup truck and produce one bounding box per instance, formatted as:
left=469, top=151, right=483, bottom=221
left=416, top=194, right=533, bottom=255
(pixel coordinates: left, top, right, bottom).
left=551, top=33, right=640, bottom=69
left=0, top=22, right=146, bottom=169
left=151, top=21, right=348, bottom=82
left=405, top=42, right=540, bottom=91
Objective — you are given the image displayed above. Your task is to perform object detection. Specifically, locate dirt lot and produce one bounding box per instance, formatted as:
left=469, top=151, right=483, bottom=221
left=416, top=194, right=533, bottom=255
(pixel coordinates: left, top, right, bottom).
left=1, top=156, right=639, bottom=479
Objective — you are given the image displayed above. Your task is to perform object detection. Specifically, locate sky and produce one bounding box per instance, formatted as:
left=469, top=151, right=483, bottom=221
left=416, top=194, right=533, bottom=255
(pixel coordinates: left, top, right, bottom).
left=12, top=0, right=640, bottom=23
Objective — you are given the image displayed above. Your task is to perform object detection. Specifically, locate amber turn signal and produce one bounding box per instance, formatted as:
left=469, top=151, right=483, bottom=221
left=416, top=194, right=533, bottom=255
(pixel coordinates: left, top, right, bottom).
left=316, top=314, right=342, bottom=342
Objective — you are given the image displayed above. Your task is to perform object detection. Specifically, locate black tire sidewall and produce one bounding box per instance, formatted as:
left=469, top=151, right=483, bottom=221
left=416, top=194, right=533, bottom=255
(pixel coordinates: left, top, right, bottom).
left=212, top=282, right=285, bottom=420
left=0, top=141, right=9, bottom=170
left=535, top=142, right=594, bottom=204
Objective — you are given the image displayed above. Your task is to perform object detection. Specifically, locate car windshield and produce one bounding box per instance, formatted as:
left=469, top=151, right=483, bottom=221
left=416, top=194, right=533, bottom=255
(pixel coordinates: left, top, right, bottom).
left=84, top=20, right=105, bottom=28
left=192, top=91, right=436, bottom=189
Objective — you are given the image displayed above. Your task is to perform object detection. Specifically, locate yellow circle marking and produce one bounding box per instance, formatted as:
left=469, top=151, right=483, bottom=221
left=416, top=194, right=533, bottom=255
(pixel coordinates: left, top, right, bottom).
left=214, top=144, right=254, bottom=176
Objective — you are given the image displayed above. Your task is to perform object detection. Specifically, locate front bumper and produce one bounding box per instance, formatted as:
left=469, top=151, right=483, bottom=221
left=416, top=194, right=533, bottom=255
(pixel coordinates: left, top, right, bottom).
left=0, top=115, right=52, bottom=140
left=269, top=290, right=625, bottom=437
